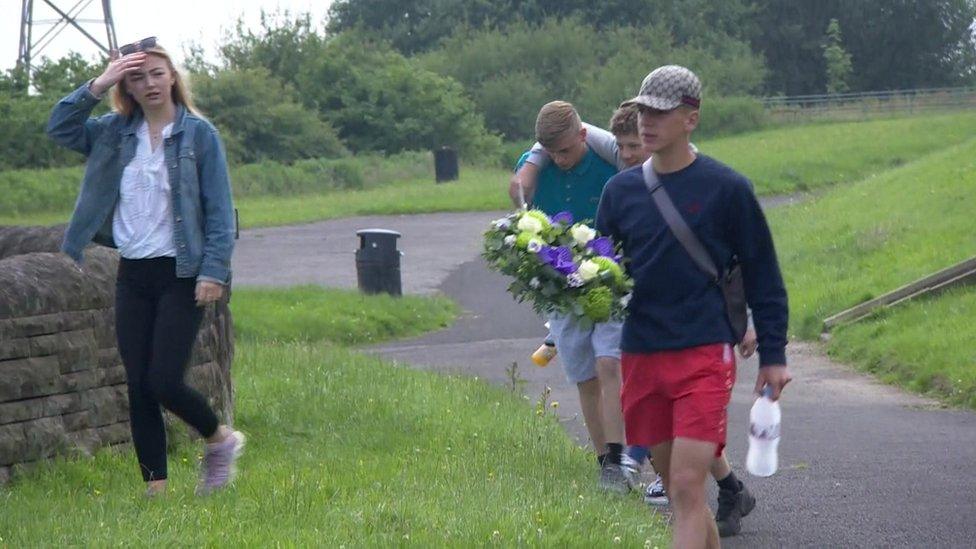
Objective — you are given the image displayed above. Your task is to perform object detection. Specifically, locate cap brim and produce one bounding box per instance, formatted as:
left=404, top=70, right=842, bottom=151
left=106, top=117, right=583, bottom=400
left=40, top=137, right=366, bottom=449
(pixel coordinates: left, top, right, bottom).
left=620, top=94, right=682, bottom=111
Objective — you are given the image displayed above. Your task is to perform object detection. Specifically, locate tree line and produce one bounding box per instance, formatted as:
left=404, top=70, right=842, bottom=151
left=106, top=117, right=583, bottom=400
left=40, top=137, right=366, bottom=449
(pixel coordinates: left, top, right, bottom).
left=1, top=0, right=973, bottom=171
left=329, top=0, right=976, bottom=94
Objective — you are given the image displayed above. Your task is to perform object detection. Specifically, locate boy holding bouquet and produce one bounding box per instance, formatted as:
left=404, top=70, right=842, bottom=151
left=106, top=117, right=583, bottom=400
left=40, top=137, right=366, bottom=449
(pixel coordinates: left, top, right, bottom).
left=522, top=104, right=760, bottom=537
left=508, top=101, right=630, bottom=493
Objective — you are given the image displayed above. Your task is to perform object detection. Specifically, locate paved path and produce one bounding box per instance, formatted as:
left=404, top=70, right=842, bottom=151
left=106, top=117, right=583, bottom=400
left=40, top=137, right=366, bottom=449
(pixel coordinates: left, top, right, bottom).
left=235, top=211, right=976, bottom=548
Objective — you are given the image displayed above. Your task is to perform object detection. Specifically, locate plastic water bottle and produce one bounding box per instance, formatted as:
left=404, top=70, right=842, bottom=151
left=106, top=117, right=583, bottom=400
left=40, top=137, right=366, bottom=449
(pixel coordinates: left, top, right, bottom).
left=746, top=386, right=781, bottom=477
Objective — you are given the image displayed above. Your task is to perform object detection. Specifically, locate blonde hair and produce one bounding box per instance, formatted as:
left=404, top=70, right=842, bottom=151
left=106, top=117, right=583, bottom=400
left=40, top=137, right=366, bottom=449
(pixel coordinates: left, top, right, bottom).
left=112, top=45, right=202, bottom=118
left=535, top=101, right=582, bottom=148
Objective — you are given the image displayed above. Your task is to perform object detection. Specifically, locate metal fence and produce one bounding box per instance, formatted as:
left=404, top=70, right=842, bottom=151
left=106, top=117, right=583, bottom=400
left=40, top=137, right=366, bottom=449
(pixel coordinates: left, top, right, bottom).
left=761, top=87, right=976, bottom=122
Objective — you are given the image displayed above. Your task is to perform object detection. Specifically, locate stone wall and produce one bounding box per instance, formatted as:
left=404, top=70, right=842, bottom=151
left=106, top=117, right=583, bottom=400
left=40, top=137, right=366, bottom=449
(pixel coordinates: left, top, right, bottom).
left=0, top=226, right=234, bottom=484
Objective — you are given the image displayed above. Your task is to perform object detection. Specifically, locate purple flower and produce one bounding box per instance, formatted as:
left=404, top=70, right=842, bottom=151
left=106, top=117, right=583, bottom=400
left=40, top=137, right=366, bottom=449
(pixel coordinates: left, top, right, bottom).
left=586, top=237, right=615, bottom=258
left=551, top=211, right=574, bottom=225
left=537, top=245, right=578, bottom=275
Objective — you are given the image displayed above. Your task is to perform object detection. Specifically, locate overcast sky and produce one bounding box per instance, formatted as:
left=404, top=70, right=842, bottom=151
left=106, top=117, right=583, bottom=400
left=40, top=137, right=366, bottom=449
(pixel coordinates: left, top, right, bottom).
left=1, top=0, right=335, bottom=71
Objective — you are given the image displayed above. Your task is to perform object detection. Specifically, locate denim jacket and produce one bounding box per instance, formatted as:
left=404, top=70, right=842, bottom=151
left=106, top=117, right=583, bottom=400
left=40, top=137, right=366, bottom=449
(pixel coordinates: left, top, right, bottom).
left=46, top=83, right=235, bottom=284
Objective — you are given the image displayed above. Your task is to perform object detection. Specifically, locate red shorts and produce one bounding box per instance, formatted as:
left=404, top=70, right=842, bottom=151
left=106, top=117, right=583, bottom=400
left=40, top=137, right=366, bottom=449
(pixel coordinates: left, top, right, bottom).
left=621, top=343, right=736, bottom=457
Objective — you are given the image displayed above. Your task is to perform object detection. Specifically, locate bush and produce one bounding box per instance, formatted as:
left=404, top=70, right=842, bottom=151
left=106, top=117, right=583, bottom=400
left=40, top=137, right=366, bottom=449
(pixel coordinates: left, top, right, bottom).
left=420, top=19, right=600, bottom=140
left=472, top=72, right=551, bottom=142
left=497, top=139, right=537, bottom=170
left=295, top=33, right=500, bottom=161
left=420, top=20, right=768, bottom=140
left=0, top=95, right=87, bottom=170
left=191, top=68, right=347, bottom=164
left=0, top=54, right=110, bottom=170
left=696, top=96, right=770, bottom=138
left=216, top=19, right=501, bottom=162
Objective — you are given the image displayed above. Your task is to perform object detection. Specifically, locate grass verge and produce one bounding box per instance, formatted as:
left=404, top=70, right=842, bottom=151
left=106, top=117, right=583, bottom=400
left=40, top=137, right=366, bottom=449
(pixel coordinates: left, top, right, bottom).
left=233, top=167, right=510, bottom=228
left=770, top=137, right=976, bottom=338
left=231, top=286, right=458, bottom=345
left=6, top=112, right=976, bottom=228
left=0, top=287, right=665, bottom=546
left=825, top=288, right=976, bottom=409
left=770, top=137, right=976, bottom=406
left=702, top=111, right=976, bottom=195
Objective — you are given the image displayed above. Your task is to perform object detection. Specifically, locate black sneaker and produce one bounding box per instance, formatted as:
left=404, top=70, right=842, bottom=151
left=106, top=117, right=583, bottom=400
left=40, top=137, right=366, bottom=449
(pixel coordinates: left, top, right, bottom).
left=715, top=483, right=756, bottom=537
left=598, top=462, right=630, bottom=495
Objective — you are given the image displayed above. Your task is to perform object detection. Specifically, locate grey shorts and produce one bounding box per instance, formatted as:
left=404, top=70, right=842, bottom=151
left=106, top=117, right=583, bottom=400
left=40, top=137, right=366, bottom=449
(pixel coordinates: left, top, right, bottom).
left=547, top=313, right=623, bottom=384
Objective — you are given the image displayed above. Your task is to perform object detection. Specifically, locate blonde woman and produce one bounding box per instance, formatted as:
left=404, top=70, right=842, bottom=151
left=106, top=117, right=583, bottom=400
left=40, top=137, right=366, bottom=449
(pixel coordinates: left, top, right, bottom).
left=47, top=38, right=243, bottom=497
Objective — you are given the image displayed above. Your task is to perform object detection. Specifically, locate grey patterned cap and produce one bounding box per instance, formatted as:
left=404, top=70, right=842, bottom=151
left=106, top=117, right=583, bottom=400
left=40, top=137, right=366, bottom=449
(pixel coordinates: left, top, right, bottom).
left=621, top=65, right=702, bottom=111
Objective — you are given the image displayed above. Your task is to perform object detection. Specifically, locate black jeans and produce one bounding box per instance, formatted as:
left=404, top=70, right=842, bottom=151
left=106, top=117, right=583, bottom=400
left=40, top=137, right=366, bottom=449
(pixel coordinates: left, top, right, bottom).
left=115, top=257, right=219, bottom=481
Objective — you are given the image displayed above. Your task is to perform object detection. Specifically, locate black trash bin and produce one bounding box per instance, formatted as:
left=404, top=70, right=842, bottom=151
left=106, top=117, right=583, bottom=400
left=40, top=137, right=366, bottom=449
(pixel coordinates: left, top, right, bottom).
left=434, top=146, right=459, bottom=182
left=355, top=229, right=402, bottom=296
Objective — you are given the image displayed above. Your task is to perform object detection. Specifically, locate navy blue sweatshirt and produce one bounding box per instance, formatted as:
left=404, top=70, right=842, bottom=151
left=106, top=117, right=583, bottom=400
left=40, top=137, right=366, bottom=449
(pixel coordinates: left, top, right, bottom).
left=596, top=155, right=788, bottom=366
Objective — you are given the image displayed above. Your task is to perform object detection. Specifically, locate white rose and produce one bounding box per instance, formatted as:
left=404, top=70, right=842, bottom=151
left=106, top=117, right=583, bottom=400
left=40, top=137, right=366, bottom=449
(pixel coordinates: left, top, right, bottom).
left=517, top=215, right=543, bottom=234
left=570, top=224, right=596, bottom=246
left=527, top=238, right=544, bottom=253
left=503, top=235, right=517, bottom=246
left=577, top=259, right=600, bottom=281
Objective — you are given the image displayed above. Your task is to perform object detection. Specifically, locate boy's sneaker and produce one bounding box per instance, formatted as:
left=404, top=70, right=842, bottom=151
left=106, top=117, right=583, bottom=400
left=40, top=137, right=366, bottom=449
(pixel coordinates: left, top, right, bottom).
left=196, top=430, right=246, bottom=495
left=598, top=462, right=631, bottom=494
left=644, top=475, right=669, bottom=505
left=715, top=483, right=756, bottom=537
left=618, top=454, right=642, bottom=490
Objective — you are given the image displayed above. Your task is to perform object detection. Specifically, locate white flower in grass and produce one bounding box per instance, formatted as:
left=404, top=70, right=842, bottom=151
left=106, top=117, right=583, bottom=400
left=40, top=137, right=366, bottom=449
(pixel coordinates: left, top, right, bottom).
left=527, top=238, right=545, bottom=253
left=570, top=224, right=596, bottom=246
left=503, top=235, right=517, bottom=247
left=577, top=260, right=600, bottom=281
left=517, top=215, right=544, bottom=234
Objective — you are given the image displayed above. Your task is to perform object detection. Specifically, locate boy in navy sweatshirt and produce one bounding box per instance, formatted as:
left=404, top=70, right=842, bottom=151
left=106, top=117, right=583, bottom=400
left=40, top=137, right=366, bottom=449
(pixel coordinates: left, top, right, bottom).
left=596, top=65, right=792, bottom=548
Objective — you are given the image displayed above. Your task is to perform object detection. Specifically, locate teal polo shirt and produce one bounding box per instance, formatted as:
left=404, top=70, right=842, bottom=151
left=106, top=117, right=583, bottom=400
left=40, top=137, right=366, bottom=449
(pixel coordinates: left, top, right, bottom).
left=516, top=147, right=617, bottom=222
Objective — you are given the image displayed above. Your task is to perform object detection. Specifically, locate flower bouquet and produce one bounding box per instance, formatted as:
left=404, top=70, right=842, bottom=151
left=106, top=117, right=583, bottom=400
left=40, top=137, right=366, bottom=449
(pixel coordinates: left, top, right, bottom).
left=482, top=209, right=633, bottom=324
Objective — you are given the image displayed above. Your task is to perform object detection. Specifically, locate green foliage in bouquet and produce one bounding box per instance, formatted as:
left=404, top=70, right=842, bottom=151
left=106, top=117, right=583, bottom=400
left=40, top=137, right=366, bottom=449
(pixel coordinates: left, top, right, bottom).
left=482, top=209, right=633, bottom=324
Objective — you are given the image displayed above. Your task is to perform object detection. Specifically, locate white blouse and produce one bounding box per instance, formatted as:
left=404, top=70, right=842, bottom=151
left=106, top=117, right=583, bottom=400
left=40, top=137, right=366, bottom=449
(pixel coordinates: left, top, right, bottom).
left=113, top=121, right=177, bottom=259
